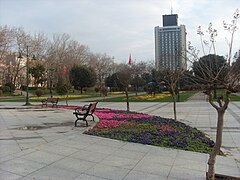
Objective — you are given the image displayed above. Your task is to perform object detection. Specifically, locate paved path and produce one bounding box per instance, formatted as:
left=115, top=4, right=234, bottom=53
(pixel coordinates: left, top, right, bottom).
left=187, top=92, right=206, bottom=102
left=0, top=100, right=239, bottom=179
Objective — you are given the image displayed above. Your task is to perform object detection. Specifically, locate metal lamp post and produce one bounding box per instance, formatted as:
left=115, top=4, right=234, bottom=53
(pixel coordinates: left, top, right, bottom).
left=49, top=68, right=54, bottom=98
left=18, top=46, right=36, bottom=105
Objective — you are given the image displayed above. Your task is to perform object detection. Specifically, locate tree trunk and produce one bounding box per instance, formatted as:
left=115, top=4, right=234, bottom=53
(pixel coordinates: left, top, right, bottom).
left=213, top=87, right=217, bottom=99
left=172, top=92, right=177, bottom=120
left=13, top=60, right=21, bottom=88
left=207, top=109, right=225, bottom=180
left=170, top=86, right=177, bottom=120
left=65, top=91, right=69, bottom=106
left=135, top=85, right=138, bottom=96
left=125, top=87, right=130, bottom=111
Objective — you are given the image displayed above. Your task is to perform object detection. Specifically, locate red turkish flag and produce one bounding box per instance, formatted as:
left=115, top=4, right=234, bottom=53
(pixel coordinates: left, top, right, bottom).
left=128, top=53, right=132, bottom=65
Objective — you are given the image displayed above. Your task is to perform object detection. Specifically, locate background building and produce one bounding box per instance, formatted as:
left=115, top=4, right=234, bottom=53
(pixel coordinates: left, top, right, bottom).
left=155, top=14, right=187, bottom=70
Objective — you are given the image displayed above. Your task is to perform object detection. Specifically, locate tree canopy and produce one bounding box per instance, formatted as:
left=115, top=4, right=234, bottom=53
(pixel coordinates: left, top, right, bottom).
left=29, top=63, right=46, bottom=86
left=192, top=54, right=228, bottom=85
left=69, top=65, right=96, bottom=94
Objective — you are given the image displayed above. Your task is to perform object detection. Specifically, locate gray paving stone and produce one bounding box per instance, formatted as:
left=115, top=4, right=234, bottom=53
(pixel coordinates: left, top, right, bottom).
left=141, top=154, right=175, bottom=166
left=0, top=157, right=46, bottom=176
left=95, top=138, right=126, bottom=148
left=50, top=157, right=96, bottom=173
left=85, top=164, right=130, bottom=180
left=70, top=150, right=109, bottom=163
left=120, top=142, right=152, bottom=153
left=55, top=139, right=92, bottom=150
left=0, top=169, right=23, bottom=180
left=84, top=143, right=119, bottom=155
left=168, top=166, right=205, bottom=179
left=24, top=165, right=80, bottom=180
left=34, top=144, right=79, bottom=156
left=99, top=155, right=139, bottom=169
left=124, top=170, right=167, bottom=180
left=215, top=163, right=240, bottom=177
left=176, top=150, right=208, bottom=162
left=173, top=157, right=207, bottom=172
left=148, top=146, right=178, bottom=158
left=133, top=160, right=172, bottom=177
left=74, top=173, right=107, bottom=180
left=111, top=149, right=145, bottom=160
left=21, top=150, right=64, bottom=164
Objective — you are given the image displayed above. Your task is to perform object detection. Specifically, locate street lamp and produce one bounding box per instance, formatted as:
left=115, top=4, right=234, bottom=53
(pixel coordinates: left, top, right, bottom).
left=18, top=46, right=36, bottom=105
left=48, top=68, right=54, bottom=98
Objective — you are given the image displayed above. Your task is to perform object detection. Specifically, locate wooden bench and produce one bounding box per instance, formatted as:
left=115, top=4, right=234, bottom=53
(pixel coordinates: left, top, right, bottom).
left=41, top=98, right=59, bottom=108
left=73, top=102, right=98, bottom=127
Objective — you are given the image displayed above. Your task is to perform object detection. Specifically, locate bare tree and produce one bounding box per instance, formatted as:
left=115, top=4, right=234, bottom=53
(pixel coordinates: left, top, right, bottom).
left=156, top=47, right=186, bottom=120
left=157, top=68, right=185, bottom=120
left=130, top=61, right=150, bottom=96
left=188, top=9, right=240, bottom=180
left=113, top=64, right=132, bottom=111
left=89, top=53, right=114, bottom=90
left=0, top=26, right=115, bottom=93
left=46, top=34, right=91, bottom=88
left=0, top=26, right=17, bottom=85
left=0, top=26, right=16, bottom=61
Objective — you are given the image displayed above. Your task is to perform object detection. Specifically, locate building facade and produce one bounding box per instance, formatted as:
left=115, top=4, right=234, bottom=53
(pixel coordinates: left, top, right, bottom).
left=155, top=14, right=187, bottom=70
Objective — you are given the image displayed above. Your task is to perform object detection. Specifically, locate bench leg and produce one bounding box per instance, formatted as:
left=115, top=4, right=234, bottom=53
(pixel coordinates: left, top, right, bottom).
left=75, top=118, right=88, bottom=127
left=42, top=103, right=47, bottom=108
left=89, top=114, right=95, bottom=121
left=52, top=103, right=57, bottom=108
left=74, top=119, right=78, bottom=127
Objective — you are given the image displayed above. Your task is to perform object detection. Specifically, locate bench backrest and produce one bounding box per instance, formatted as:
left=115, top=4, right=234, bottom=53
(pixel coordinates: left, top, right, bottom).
left=89, top=102, right=98, bottom=114
left=47, top=98, right=59, bottom=102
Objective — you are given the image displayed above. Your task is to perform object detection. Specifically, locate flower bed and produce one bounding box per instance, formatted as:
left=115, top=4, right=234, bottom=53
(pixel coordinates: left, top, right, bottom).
left=60, top=106, right=214, bottom=153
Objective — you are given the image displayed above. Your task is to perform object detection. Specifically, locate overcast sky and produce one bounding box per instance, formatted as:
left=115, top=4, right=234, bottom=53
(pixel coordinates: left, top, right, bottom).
left=0, top=0, right=239, bottom=64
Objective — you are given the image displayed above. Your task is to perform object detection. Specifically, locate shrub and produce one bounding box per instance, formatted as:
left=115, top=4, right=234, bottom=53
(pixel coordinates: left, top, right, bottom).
left=2, top=86, right=11, bottom=93
left=94, top=86, right=100, bottom=93
left=4, top=82, right=15, bottom=93
left=21, top=86, right=47, bottom=91
left=100, top=87, right=108, bottom=96
left=56, top=77, right=69, bottom=95
left=35, top=89, right=44, bottom=97
left=83, top=87, right=87, bottom=94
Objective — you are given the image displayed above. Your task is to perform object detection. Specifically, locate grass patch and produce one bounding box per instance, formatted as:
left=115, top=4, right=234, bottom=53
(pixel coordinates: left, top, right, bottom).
left=210, top=89, right=240, bottom=101
left=0, top=93, right=100, bottom=102
left=230, top=94, right=240, bottom=101
left=99, top=91, right=196, bottom=102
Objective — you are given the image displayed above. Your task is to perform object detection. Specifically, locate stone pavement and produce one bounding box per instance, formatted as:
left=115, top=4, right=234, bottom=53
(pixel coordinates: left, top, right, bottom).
left=0, top=98, right=239, bottom=179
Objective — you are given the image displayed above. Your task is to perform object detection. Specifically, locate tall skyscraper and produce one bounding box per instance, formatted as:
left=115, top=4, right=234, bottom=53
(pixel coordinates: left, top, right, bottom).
left=155, top=14, right=187, bottom=70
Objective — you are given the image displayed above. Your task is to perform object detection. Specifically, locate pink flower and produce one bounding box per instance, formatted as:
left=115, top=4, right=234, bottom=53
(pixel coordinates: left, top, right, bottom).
left=96, top=120, right=135, bottom=129
left=154, top=125, right=176, bottom=132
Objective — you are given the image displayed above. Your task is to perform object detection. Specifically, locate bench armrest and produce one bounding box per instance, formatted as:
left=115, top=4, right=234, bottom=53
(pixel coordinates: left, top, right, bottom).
left=83, top=104, right=90, bottom=110
left=74, top=107, right=87, bottom=114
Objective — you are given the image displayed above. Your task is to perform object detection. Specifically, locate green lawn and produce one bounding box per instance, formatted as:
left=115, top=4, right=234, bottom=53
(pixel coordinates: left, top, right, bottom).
left=230, top=94, right=240, bottom=101
left=99, top=91, right=196, bottom=102
left=0, top=91, right=100, bottom=102
left=212, top=89, right=240, bottom=101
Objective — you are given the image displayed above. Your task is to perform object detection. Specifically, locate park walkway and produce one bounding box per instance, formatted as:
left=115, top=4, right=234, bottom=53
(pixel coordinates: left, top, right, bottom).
left=0, top=101, right=239, bottom=179
left=186, top=91, right=206, bottom=101
left=0, top=92, right=239, bottom=179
